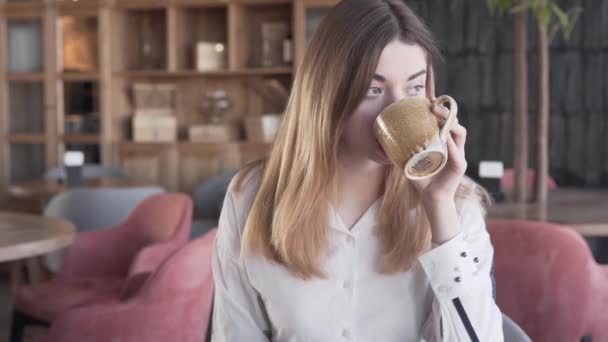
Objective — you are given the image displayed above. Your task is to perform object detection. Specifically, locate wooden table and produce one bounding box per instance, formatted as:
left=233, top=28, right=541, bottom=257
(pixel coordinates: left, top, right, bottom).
left=7, top=178, right=151, bottom=214
left=488, top=188, right=608, bottom=237
left=9, top=178, right=148, bottom=200
left=0, top=212, right=76, bottom=291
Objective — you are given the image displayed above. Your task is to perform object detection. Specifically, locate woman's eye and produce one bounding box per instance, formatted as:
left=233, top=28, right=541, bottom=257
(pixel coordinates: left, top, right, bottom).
left=367, top=87, right=383, bottom=96
left=407, top=85, right=425, bottom=96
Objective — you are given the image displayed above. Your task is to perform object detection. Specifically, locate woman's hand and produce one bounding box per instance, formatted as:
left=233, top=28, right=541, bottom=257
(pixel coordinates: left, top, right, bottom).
left=422, top=102, right=468, bottom=201
left=412, top=99, right=468, bottom=244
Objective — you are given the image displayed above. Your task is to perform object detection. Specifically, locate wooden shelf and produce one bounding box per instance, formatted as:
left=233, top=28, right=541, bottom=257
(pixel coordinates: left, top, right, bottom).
left=302, top=0, right=339, bottom=6
left=118, top=140, right=272, bottom=148
left=3, top=2, right=45, bottom=17
left=179, top=141, right=273, bottom=148
left=56, top=0, right=104, bottom=13
left=115, top=0, right=169, bottom=10
left=230, top=0, right=291, bottom=5
left=6, top=72, right=44, bottom=82
left=116, top=67, right=292, bottom=78
left=170, top=0, right=229, bottom=7
left=62, top=134, right=100, bottom=143
left=7, top=133, right=46, bottom=144
left=167, top=0, right=290, bottom=5
left=61, top=72, right=100, bottom=81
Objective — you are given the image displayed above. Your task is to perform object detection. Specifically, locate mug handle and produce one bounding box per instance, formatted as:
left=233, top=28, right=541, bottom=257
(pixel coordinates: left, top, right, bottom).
left=435, top=95, right=458, bottom=143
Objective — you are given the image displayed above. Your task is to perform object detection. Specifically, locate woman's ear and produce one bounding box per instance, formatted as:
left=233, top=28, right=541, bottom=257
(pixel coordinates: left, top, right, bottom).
left=425, top=63, right=436, bottom=101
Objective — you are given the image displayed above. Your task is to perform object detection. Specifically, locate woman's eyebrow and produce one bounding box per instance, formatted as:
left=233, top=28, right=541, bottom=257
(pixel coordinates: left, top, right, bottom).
left=372, top=74, right=386, bottom=82
left=407, top=69, right=426, bottom=81
left=372, top=69, right=427, bottom=83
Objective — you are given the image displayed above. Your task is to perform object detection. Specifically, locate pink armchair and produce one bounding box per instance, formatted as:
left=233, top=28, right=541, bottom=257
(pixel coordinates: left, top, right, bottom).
left=39, top=229, right=217, bottom=342
left=488, top=219, right=608, bottom=342
left=11, top=193, right=193, bottom=342
left=500, top=168, right=557, bottom=192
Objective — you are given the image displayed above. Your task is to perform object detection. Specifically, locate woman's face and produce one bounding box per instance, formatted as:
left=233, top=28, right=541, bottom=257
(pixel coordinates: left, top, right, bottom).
left=341, top=40, right=428, bottom=165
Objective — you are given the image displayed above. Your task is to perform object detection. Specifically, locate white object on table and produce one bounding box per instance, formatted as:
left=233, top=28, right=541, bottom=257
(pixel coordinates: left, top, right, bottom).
left=479, top=161, right=504, bottom=179
left=64, top=151, right=85, bottom=167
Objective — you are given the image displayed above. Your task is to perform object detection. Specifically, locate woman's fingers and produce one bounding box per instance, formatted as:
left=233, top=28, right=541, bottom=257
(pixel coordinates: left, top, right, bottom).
left=446, top=133, right=467, bottom=173
left=450, top=123, right=467, bottom=151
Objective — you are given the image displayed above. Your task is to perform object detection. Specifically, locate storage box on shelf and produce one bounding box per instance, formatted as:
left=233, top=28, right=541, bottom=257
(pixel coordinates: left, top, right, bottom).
left=133, top=115, right=178, bottom=142
left=131, top=83, right=177, bottom=142
left=195, top=41, right=226, bottom=71
left=59, top=15, right=98, bottom=73
left=171, top=4, right=228, bottom=72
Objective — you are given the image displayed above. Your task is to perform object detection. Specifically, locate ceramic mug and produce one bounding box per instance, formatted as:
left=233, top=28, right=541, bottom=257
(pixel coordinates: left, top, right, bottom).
left=373, top=95, right=458, bottom=180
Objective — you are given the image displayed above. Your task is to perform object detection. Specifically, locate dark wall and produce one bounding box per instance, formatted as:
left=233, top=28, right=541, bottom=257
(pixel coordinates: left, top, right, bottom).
left=407, top=0, right=608, bottom=187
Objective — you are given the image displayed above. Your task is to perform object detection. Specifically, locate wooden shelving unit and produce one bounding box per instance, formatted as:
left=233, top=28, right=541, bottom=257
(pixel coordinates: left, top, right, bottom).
left=6, top=72, right=44, bottom=81
left=7, top=133, right=46, bottom=144
left=61, top=134, right=101, bottom=143
left=0, top=0, right=337, bottom=194
left=115, top=67, right=292, bottom=79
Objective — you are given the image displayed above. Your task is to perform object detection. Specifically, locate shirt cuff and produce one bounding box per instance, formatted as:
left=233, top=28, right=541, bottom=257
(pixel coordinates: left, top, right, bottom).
left=418, top=232, right=479, bottom=300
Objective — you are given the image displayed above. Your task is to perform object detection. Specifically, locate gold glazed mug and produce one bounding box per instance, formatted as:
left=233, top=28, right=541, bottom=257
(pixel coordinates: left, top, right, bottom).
left=373, top=95, right=458, bottom=180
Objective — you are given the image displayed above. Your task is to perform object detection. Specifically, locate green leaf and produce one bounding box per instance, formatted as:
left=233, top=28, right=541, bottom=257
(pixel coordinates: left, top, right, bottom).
left=551, top=4, right=569, bottom=28
left=562, top=7, right=583, bottom=40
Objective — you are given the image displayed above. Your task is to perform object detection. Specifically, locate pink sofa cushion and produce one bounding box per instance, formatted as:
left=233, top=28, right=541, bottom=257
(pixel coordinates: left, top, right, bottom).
left=16, top=276, right=122, bottom=321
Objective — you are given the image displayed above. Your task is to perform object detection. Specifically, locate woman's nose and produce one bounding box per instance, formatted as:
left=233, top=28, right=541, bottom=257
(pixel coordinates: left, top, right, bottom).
left=385, top=88, right=407, bottom=106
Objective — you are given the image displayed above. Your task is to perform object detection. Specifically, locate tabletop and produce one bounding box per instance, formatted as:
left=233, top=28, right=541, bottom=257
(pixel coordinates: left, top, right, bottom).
left=488, top=188, right=608, bottom=237
left=9, top=178, right=148, bottom=200
left=0, top=211, right=76, bottom=263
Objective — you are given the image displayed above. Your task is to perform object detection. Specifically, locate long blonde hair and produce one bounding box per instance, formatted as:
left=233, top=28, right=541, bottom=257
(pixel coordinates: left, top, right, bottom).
left=236, top=0, right=490, bottom=279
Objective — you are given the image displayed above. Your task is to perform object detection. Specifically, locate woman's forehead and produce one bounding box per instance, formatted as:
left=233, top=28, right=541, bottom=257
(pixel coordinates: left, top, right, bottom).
left=374, top=41, right=427, bottom=81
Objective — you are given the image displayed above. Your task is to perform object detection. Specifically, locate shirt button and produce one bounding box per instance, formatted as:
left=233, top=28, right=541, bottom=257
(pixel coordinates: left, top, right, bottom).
left=341, top=329, right=351, bottom=339
left=342, top=281, right=352, bottom=290
left=474, top=257, right=480, bottom=263
left=460, top=252, right=467, bottom=258
left=454, top=276, right=462, bottom=283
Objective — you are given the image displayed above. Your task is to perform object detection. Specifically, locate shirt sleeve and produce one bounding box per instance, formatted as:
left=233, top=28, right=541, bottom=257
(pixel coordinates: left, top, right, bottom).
left=418, top=200, right=504, bottom=342
left=211, top=187, right=272, bottom=342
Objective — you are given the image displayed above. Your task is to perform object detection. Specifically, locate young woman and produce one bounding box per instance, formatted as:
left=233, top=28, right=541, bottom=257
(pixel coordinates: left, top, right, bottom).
left=211, top=0, right=503, bottom=340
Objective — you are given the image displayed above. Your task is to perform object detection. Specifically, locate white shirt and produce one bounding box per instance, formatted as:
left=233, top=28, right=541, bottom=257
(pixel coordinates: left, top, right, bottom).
left=211, top=171, right=504, bottom=342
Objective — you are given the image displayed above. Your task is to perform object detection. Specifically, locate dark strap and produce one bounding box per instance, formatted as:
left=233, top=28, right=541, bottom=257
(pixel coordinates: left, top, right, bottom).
left=452, top=298, right=480, bottom=342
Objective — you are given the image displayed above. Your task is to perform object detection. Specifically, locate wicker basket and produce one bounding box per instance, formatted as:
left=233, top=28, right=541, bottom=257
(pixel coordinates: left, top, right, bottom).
left=244, top=114, right=282, bottom=143
left=188, top=124, right=240, bottom=143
